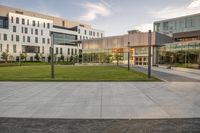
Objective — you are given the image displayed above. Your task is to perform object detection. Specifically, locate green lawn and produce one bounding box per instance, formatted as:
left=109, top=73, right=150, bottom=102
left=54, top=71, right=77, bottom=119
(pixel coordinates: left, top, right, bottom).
left=0, top=65, right=158, bottom=81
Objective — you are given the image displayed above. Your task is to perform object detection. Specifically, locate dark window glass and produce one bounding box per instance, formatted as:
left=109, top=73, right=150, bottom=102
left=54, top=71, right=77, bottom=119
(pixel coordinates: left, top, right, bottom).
left=16, top=17, right=19, bottom=24
left=41, top=30, right=43, bottom=35
left=21, top=27, right=23, bottom=33
left=3, top=34, right=7, bottom=40
left=22, top=18, right=25, bottom=24
left=60, top=48, right=62, bottom=54
left=16, top=35, right=19, bottom=42
left=25, top=27, right=28, bottom=34
left=42, top=38, right=45, bottom=44
left=23, top=36, right=25, bottom=42
left=47, top=23, right=50, bottom=28
left=27, top=36, right=30, bottom=42
left=43, top=22, right=45, bottom=28
left=11, top=35, right=13, bottom=41
left=33, top=20, right=35, bottom=26
left=13, top=26, right=16, bottom=32
left=27, top=19, right=29, bottom=25
left=35, top=29, right=38, bottom=35
left=47, top=38, right=50, bottom=44
left=68, top=48, right=70, bottom=55
left=56, top=47, right=58, bottom=54
left=11, top=17, right=13, bottom=23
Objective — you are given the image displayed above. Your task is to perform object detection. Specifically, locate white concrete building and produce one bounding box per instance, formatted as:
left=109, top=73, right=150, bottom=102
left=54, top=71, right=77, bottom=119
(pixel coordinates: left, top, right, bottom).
left=0, top=5, right=104, bottom=62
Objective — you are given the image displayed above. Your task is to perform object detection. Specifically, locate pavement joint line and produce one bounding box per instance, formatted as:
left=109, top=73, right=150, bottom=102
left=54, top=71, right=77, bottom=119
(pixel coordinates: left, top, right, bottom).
left=100, top=83, right=103, bottom=119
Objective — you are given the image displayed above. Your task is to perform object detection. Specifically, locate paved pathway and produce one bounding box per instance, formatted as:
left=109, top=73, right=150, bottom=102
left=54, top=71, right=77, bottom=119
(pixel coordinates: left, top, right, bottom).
left=132, top=66, right=200, bottom=82
left=0, top=82, right=200, bottom=119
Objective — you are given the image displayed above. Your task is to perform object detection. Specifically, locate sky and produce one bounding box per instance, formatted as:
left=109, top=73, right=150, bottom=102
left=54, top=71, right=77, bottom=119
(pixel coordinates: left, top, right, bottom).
left=0, top=0, right=200, bottom=36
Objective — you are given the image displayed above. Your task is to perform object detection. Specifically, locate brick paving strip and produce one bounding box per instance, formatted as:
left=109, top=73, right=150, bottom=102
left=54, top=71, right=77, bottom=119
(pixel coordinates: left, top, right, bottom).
left=0, top=117, right=200, bottom=133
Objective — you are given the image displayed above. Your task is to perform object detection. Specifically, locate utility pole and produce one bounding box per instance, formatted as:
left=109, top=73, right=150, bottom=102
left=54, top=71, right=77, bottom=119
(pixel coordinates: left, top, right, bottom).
left=51, top=32, right=54, bottom=80
left=128, top=42, right=130, bottom=71
left=148, top=30, right=152, bottom=79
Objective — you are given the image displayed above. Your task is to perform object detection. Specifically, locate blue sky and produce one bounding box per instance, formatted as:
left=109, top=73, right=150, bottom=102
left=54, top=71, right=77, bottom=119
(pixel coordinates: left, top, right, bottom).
left=0, top=0, right=200, bottom=36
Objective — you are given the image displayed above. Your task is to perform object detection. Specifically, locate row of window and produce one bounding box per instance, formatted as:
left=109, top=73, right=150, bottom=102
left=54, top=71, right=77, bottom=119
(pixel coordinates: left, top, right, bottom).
left=11, top=16, right=50, bottom=28
left=0, top=44, right=78, bottom=56
left=78, top=29, right=103, bottom=37
left=0, top=44, right=17, bottom=53
left=0, top=33, right=50, bottom=44
left=13, top=26, right=46, bottom=36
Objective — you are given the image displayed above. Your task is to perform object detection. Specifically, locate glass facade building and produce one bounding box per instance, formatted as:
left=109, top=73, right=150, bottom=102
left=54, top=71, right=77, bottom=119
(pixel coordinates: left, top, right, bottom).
left=154, top=13, right=200, bottom=37
left=157, top=41, right=200, bottom=68
left=82, top=32, right=173, bottom=65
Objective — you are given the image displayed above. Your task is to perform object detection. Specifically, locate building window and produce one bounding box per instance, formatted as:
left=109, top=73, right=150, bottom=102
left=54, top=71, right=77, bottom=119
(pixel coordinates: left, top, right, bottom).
left=7, top=44, right=9, bottom=52
left=0, top=44, right=2, bottom=52
left=93, top=32, right=95, bottom=36
left=13, top=45, right=17, bottom=53
left=56, top=47, right=58, bottom=54
left=23, top=36, right=25, bottom=42
left=27, top=36, right=30, bottom=42
left=27, top=19, right=29, bottom=25
left=11, top=17, right=13, bottom=23
left=47, top=38, right=50, bottom=44
left=22, top=18, right=25, bottom=25
left=101, top=33, right=103, bottom=37
left=47, top=23, right=50, bottom=28
left=35, top=29, right=38, bottom=35
left=11, top=35, right=13, bottom=41
left=31, top=28, right=33, bottom=34
left=16, top=35, right=19, bottom=42
left=43, top=22, right=45, bottom=28
left=97, top=32, right=99, bottom=37
left=37, top=21, right=39, bottom=27
left=3, top=34, right=7, bottom=41
left=71, top=49, right=74, bottom=55
left=35, top=37, right=38, bottom=43
left=33, top=20, right=36, bottom=26
left=16, top=17, right=19, bottom=24
left=68, top=48, right=70, bottom=55
left=42, top=38, right=45, bottom=44
left=21, top=27, right=24, bottom=33
left=84, top=30, right=87, bottom=35
left=80, top=36, right=82, bottom=40
left=41, top=30, right=43, bottom=35
left=42, top=46, right=44, bottom=54
left=25, top=27, right=28, bottom=34
left=60, top=48, right=62, bottom=54
left=13, top=26, right=16, bottom=32
left=78, top=29, right=80, bottom=34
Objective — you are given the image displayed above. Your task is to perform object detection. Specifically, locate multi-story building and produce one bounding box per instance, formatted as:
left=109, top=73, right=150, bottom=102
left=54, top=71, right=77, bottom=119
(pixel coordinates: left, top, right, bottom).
left=154, top=14, right=200, bottom=68
left=0, top=5, right=104, bottom=62
left=82, top=32, right=172, bottom=65
left=154, top=13, right=200, bottom=37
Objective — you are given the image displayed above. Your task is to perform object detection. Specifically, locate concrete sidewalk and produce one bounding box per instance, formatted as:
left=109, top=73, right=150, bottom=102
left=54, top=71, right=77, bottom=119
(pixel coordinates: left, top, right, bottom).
left=0, top=82, right=200, bottom=119
left=132, top=66, right=200, bottom=82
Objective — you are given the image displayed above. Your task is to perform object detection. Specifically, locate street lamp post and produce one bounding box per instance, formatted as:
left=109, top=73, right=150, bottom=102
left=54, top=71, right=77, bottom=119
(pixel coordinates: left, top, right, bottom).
left=148, top=30, right=152, bottom=79
left=128, top=42, right=130, bottom=71
left=50, top=32, right=54, bottom=80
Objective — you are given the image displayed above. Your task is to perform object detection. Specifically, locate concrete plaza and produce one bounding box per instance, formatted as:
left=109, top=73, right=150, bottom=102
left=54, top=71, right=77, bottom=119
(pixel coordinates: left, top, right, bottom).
left=0, top=82, right=200, bottom=119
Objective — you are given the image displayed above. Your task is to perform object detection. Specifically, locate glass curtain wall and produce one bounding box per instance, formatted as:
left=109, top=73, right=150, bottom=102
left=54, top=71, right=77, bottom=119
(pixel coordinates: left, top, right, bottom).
left=157, top=41, right=200, bottom=68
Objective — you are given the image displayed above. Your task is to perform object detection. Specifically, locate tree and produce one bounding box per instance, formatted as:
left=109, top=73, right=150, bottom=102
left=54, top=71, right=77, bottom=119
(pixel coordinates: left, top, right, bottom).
left=114, top=53, right=123, bottom=66
left=20, top=53, right=27, bottom=61
left=34, top=53, right=40, bottom=61
left=1, top=51, right=9, bottom=63
left=60, top=55, right=64, bottom=62
left=48, top=55, right=51, bottom=62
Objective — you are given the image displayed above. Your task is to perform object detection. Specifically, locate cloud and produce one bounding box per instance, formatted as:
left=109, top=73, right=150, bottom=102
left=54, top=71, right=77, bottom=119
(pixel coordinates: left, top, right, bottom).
left=79, top=1, right=111, bottom=21
left=135, top=23, right=153, bottom=32
left=188, top=0, right=200, bottom=8
left=149, top=0, right=200, bottom=20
